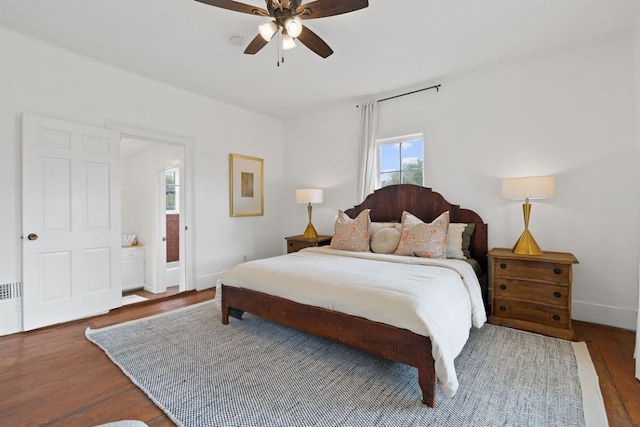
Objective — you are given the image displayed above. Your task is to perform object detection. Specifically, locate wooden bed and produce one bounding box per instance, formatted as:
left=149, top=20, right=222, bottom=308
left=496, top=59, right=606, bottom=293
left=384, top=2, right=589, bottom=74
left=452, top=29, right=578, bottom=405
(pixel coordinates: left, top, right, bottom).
left=220, top=184, right=488, bottom=407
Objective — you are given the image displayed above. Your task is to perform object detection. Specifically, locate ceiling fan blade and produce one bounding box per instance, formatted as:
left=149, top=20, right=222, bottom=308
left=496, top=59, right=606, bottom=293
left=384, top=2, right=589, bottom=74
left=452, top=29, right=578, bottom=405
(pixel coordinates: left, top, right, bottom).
left=296, top=0, right=368, bottom=19
left=296, top=25, right=333, bottom=58
left=193, top=0, right=268, bottom=16
left=244, top=34, right=269, bottom=55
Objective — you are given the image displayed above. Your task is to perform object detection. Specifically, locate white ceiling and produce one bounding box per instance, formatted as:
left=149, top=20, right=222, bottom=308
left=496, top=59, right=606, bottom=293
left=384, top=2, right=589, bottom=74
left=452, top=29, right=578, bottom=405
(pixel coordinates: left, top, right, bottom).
left=1, top=0, right=639, bottom=120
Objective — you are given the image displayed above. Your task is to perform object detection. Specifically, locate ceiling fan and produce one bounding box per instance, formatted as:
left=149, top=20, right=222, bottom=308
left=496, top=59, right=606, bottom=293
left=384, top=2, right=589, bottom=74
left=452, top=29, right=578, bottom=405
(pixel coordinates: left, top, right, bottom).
left=194, top=0, right=369, bottom=58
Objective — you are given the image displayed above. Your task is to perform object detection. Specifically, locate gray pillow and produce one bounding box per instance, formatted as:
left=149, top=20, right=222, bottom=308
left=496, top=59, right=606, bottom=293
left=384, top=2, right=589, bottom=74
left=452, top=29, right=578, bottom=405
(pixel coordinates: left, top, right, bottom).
left=370, top=228, right=402, bottom=254
left=461, top=223, right=476, bottom=258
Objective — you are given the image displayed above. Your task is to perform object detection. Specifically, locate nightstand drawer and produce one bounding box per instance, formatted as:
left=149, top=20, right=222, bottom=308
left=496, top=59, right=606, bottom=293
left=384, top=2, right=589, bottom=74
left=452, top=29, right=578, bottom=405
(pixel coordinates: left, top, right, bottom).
left=493, top=298, right=570, bottom=329
left=493, top=259, right=570, bottom=284
left=285, top=235, right=332, bottom=253
left=493, top=279, right=569, bottom=307
left=288, top=240, right=313, bottom=253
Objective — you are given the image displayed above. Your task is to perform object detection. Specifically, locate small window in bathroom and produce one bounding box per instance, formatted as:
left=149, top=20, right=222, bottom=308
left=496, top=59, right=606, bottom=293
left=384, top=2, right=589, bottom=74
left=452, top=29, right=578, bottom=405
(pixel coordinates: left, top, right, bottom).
left=166, top=168, right=179, bottom=214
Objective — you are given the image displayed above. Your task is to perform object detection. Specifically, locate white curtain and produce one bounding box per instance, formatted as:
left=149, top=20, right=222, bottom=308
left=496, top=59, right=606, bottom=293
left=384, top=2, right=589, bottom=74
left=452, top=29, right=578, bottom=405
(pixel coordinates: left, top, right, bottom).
left=357, top=101, right=379, bottom=202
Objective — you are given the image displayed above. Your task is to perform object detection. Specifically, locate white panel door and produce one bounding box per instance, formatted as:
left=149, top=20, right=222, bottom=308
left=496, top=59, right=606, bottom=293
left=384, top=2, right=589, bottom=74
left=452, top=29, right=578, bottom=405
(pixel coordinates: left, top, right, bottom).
left=22, top=114, right=121, bottom=330
left=155, top=169, right=167, bottom=293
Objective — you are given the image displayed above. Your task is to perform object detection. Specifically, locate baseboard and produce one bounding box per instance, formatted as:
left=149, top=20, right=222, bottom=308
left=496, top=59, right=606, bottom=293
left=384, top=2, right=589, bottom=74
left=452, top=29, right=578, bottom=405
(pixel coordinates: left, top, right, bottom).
left=197, top=272, right=224, bottom=291
left=572, top=300, right=637, bottom=330
left=0, top=298, right=22, bottom=336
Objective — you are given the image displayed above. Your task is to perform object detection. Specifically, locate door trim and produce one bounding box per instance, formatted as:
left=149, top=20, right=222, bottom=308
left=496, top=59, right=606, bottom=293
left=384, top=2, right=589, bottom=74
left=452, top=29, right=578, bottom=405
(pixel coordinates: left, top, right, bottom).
left=105, top=119, right=196, bottom=292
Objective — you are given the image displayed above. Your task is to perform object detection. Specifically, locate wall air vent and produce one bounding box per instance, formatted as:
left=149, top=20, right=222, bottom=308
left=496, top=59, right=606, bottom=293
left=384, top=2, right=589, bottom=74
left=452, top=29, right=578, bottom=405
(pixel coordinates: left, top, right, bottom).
left=0, top=282, right=22, bottom=301
left=0, top=281, right=23, bottom=336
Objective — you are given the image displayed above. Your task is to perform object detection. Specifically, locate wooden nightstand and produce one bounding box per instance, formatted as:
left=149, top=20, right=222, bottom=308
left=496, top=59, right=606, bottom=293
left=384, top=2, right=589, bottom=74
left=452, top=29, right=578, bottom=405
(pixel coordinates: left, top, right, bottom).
left=285, top=235, right=332, bottom=253
left=488, top=247, right=579, bottom=340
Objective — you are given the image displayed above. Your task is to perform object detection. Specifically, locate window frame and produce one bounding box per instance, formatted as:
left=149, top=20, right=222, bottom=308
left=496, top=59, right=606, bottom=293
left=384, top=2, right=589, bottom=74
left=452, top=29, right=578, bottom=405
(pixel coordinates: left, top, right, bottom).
left=165, top=167, right=180, bottom=214
left=375, top=132, right=425, bottom=189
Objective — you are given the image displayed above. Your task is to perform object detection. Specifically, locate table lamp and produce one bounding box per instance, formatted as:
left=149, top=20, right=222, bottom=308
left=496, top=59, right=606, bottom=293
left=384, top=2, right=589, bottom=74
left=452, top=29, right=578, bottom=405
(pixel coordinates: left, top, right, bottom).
left=502, top=176, right=555, bottom=255
left=295, top=189, right=324, bottom=239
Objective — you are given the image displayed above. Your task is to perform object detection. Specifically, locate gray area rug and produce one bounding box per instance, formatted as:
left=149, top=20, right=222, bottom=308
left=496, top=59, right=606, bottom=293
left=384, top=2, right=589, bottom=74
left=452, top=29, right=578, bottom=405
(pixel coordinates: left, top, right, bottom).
left=86, top=301, right=607, bottom=427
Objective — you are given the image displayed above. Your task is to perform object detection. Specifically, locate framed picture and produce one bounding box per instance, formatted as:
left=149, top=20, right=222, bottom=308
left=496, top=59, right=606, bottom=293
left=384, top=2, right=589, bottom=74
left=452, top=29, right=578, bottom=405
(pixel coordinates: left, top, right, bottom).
left=229, top=153, right=264, bottom=217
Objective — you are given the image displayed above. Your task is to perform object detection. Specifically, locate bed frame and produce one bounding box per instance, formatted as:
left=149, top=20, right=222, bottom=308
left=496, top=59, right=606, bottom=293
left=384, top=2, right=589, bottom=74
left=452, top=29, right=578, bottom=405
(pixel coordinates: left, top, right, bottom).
left=220, top=184, right=488, bottom=407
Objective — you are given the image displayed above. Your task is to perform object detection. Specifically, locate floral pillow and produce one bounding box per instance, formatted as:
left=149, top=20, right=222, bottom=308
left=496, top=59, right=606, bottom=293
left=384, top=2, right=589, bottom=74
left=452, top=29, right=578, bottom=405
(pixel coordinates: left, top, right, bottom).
left=394, top=211, right=449, bottom=258
left=330, top=209, right=371, bottom=252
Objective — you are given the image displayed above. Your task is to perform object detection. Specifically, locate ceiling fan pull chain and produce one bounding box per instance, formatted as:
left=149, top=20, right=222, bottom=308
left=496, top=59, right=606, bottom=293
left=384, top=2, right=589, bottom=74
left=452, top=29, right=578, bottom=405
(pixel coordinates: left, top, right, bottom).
left=280, top=31, right=285, bottom=65
left=277, top=31, right=281, bottom=67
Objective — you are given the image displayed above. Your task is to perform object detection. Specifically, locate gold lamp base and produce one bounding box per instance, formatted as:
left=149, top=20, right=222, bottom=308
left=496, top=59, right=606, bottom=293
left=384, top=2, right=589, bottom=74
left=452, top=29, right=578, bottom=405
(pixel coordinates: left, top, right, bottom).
left=512, top=229, right=543, bottom=255
left=512, top=201, right=543, bottom=255
left=301, top=203, right=319, bottom=239
left=302, top=223, right=319, bottom=239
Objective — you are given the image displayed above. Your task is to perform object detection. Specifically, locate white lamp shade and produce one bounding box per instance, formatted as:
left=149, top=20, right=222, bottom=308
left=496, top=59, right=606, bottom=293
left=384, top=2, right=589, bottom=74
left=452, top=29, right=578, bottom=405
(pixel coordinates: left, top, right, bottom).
left=502, top=176, right=556, bottom=200
left=259, top=21, right=278, bottom=41
left=282, top=33, right=296, bottom=50
left=296, top=188, right=324, bottom=204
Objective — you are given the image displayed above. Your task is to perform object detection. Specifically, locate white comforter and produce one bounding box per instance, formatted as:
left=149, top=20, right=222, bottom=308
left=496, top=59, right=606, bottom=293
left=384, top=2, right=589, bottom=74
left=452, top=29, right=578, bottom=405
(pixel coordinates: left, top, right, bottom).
left=218, top=246, right=487, bottom=397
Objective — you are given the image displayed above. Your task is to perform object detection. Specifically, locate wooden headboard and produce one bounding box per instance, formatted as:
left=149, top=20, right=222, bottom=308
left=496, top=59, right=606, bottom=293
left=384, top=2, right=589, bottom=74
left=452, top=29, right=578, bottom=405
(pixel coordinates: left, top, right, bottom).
left=344, top=184, right=489, bottom=274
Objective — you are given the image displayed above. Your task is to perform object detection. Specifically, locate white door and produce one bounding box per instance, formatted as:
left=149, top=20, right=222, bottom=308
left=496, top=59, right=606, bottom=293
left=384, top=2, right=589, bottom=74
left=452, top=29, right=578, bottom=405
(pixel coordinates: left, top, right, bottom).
left=22, top=114, right=121, bottom=330
left=156, top=169, right=168, bottom=293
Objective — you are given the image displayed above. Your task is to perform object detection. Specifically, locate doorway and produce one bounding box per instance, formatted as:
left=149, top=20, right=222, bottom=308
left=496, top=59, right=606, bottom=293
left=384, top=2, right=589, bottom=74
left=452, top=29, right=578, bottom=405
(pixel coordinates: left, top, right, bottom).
left=108, top=119, right=196, bottom=303
left=120, top=138, right=185, bottom=300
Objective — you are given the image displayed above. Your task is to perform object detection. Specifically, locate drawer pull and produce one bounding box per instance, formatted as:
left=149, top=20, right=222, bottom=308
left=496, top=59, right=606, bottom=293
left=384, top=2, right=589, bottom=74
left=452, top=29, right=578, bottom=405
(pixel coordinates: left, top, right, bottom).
left=553, top=291, right=562, bottom=298
left=500, top=263, right=507, bottom=269
left=553, top=268, right=562, bottom=275
left=499, top=284, right=507, bottom=290
left=499, top=305, right=507, bottom=311
left=552, top=314, right=561, bottom=321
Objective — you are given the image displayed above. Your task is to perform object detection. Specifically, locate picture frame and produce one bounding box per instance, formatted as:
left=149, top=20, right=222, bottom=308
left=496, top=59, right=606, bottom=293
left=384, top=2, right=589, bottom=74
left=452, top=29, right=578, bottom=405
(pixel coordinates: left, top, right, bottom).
left=229, top=153, right=264, bottom=217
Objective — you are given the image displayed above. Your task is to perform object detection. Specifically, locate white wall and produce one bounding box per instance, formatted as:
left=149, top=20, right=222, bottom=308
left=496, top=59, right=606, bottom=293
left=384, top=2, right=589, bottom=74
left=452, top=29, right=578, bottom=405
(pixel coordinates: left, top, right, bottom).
left=120, top=153, right=135, bottom=235
left=284, top=34, right=639, bottom=330
left=283, top=103, right=362, bottom=239
left=0, top=27, right=286, bottom=294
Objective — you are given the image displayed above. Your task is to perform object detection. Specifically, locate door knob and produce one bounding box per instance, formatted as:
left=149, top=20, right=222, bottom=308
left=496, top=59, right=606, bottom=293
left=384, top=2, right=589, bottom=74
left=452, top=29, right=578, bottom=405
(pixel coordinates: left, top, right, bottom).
left=27, top=233, right=38, bottom=241
left=162, top=237, right=166, bottom=242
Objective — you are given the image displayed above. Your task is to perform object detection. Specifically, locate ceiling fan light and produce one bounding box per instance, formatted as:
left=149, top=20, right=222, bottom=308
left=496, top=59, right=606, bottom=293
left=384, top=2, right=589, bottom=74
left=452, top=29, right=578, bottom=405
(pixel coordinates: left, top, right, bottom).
left=258, top=21, right=278, bottom=41
left=282, top=33, right=296, bottom=50
left=284, top=17, right=302, bottom=38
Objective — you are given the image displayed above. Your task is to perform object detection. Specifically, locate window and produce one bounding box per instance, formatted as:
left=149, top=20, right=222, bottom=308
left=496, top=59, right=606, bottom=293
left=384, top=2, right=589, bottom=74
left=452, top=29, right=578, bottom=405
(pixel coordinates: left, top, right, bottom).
left=166, top=167, right=179, bottom=213
left=377, top=133, right=424, bottom=188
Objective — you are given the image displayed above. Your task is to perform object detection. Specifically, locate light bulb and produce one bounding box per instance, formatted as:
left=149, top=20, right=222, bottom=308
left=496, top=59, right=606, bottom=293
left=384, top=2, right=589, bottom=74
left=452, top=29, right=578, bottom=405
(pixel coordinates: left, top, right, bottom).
left=258, top=21, right=278, bottom=41
left=284, top=17, right=302, bottom=38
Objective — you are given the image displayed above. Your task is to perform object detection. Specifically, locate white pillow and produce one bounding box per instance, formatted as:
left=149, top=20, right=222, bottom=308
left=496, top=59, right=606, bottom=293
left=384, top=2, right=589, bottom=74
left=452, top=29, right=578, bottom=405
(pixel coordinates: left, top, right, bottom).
left=446, top=223, right=467, bottom=259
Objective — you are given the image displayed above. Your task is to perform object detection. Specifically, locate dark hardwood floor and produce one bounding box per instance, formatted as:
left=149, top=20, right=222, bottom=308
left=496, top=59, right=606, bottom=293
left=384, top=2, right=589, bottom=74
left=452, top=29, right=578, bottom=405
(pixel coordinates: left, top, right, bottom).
left=0, top=290, right=638, bottom=427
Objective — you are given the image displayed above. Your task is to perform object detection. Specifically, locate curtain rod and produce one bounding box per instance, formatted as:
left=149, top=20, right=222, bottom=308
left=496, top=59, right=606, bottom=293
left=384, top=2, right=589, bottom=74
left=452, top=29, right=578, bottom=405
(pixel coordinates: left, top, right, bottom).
left=377, top=84, right=441, bottom=103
